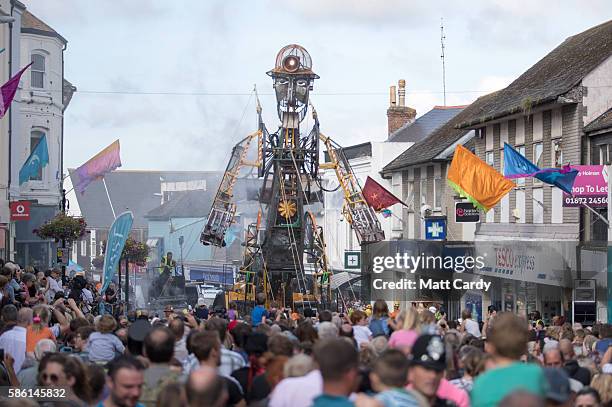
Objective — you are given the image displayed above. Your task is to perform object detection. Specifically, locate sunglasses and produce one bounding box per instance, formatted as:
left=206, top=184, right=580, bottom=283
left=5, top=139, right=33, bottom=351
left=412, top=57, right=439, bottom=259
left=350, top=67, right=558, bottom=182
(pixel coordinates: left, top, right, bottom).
left=41, top=373, right=60, bottom=383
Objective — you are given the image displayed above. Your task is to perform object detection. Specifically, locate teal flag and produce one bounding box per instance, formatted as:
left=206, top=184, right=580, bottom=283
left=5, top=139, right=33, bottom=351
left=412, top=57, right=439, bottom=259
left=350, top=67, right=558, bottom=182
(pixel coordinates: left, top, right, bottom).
left=100, top=211, right=134, bottom=294
left=19, top=134, right=49, bottom=185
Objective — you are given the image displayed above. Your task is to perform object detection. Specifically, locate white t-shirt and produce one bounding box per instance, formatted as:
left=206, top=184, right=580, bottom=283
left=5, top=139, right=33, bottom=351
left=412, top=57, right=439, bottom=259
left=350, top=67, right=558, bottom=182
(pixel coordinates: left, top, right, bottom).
left=464, top=319, right=481, bottom=338
left=46, top=277, right=62, bottom=302
left=353, top=325, right=372, bottom=347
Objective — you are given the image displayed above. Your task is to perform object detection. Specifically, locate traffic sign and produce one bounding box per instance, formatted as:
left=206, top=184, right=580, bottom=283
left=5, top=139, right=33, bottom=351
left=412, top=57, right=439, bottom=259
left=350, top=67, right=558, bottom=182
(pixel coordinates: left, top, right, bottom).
left=455, top=202, right=480, bottom=223
left=344, top=251, right=361, bottom=269
left=425, top=217, right=447, bottom=240
left=10, top=201, right=30, bottom=221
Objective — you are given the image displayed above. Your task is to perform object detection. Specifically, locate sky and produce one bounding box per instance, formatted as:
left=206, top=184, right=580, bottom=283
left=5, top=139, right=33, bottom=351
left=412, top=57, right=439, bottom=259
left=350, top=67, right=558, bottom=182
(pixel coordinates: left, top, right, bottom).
left=22, top=0, right=611, bottom=172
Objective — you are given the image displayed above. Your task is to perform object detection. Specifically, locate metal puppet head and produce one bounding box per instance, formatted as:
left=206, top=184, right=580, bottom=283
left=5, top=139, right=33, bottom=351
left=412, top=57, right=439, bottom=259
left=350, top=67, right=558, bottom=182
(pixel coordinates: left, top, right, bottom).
left=267, top=44, right=319, bottom=124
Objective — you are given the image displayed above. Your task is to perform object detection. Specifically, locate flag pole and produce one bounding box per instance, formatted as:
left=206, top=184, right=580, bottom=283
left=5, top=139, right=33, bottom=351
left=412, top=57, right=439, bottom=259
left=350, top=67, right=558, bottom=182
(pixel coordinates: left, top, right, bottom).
left=102, top=178, right=116, bottom=219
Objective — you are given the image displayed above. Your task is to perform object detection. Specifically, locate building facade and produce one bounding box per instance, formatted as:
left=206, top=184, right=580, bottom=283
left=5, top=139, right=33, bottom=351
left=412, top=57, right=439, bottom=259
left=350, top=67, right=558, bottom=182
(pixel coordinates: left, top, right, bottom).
left=8, top=9, right=74, bottom=268
left=0, top=0, right=13, bottom=260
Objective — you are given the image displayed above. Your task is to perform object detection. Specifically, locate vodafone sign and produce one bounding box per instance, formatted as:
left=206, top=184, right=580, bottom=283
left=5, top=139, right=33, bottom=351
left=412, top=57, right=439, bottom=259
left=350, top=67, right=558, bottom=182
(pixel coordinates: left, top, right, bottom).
left=10, top=201, right=31, bottom=221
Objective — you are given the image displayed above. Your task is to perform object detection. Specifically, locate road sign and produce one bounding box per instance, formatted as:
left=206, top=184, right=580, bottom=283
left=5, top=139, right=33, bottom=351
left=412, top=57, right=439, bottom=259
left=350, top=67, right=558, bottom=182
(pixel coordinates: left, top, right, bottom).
left=344, top=251, right=361, bottom=269
left=455, top=202, right=480, bottom=223
left=10, top=201, right=30, bottom=221
left=425, top=217, right=447, bottom=240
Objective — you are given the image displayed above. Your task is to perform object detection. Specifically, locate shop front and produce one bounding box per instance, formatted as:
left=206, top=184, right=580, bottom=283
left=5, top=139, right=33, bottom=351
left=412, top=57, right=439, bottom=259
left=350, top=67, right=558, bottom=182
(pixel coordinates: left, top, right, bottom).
left=14, top=204, right=59, bottom=269
left=473, top=241, right=586, bottom=324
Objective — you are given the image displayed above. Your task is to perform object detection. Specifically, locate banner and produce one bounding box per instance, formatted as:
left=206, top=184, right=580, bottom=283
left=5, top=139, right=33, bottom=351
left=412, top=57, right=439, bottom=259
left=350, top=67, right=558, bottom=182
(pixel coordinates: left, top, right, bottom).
left=100, top=211, right=134, bottom=294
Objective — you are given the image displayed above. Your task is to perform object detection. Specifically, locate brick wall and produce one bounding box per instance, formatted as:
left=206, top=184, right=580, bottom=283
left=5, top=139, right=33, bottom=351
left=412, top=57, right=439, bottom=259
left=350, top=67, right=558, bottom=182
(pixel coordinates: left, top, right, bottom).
left=387, top=106, right=416, bottom=135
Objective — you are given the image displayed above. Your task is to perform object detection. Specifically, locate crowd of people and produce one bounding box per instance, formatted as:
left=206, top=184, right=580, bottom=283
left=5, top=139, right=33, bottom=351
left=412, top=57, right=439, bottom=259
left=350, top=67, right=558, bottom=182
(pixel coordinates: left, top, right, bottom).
left=0, top=258, right=611, bottom=407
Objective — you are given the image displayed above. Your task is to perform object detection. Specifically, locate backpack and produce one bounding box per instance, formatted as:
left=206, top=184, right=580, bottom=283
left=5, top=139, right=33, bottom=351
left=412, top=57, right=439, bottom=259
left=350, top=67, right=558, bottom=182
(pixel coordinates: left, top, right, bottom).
left=369, top=317, right=389, bottom=338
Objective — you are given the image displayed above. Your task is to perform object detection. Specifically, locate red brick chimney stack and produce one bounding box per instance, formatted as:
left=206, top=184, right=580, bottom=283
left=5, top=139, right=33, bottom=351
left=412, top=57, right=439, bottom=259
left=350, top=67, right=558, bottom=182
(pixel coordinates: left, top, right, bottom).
left=387, top=79, right=416, bottom=136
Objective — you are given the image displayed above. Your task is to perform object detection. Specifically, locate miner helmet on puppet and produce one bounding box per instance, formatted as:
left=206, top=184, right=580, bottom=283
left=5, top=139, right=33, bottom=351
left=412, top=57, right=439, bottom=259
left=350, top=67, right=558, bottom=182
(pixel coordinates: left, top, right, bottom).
left=267, top=44, right=319, bottom=123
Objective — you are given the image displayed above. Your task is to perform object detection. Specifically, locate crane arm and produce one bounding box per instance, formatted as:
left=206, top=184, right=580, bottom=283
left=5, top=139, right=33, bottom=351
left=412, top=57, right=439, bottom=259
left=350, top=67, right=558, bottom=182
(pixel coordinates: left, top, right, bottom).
left=200, top=131, right=261, bottom=247
left=319, top=133, right=385, bottom=244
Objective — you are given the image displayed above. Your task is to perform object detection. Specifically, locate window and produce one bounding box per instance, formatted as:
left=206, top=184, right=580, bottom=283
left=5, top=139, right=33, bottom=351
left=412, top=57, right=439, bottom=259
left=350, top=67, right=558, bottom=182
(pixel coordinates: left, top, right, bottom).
left=516, top=146, right=525, bottom=186
left=420, top=179, right=427, bottom=205
left=434, top=178, right=442, bottom=209
left=31, top=54, right=45, bottom=88
left=533, top=142, right=543, bottom=168
left=29, top=130, right=44, bottom=181
left=553, top=139, right=563, bottom=167
left=405, top=181, right=414, bottom=209
left=598, top=145, right=612, bottom=165
left=485, top=151, right=494, bottom=167
left=80, top=240, right=86, bottom=256
left=533, top=142, right=543, bottom=185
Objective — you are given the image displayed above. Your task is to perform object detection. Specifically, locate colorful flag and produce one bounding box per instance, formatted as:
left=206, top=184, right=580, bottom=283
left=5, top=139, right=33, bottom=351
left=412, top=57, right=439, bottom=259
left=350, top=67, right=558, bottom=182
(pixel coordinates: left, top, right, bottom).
left=72, top=140, right=122, bottom=194
left=447, top=145, right=515, bottom=212
left=100, top=211, right=134, bottom=294
left=503, top=143, right=578, bottom=194
left=0, top=63, right=33, bottom=118
left=362, top=176, right=405, bottom=211
left=19, top=134, right=49, bottom=185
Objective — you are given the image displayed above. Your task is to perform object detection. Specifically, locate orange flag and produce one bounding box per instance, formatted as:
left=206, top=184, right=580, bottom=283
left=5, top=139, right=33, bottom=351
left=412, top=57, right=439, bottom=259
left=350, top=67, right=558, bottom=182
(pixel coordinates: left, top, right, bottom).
left=447, top=145, right=515, bottom=212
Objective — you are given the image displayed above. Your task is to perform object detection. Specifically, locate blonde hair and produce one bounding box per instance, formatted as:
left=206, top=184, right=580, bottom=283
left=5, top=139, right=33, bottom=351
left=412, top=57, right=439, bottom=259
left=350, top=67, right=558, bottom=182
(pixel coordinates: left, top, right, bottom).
left=397, top=307, right=419, bottom=331
left=590, top=373, right=612, bottom=404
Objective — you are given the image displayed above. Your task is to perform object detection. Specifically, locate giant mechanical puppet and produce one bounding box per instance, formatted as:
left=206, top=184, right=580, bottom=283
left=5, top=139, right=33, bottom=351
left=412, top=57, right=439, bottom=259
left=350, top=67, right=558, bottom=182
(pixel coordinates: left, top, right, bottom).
left=200, top=45, right=384, bottom=308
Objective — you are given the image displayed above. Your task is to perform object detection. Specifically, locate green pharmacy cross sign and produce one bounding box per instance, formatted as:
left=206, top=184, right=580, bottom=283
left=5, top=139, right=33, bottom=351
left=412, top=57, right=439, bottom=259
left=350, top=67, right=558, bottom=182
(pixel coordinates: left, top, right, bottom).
left=344, top=251, right=361, bottom=270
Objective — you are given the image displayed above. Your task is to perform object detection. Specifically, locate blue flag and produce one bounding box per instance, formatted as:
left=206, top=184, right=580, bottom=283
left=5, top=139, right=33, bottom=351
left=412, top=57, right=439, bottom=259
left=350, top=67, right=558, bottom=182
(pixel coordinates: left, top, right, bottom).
left=503, top=143, right=578, bottom=194
left=100, top=211, right=134, bottom=294
left=19, top=134, right=49, bottom=185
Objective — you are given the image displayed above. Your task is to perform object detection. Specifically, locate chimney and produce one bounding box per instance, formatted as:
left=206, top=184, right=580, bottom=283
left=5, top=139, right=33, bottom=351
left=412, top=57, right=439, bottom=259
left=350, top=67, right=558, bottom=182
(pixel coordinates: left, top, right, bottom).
left=387, top=79, right=416, bottom=136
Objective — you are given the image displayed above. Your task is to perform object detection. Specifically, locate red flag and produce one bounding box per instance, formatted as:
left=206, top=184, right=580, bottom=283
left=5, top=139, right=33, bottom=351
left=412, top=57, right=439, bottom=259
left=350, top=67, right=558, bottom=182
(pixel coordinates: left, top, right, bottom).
left=362, top=176, right=404, bottom=211
left=0, top=62, right=33, bottom=118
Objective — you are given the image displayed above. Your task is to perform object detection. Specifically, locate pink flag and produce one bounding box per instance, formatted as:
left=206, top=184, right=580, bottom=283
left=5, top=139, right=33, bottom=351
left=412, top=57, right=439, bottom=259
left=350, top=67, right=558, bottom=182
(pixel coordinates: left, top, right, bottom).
left=0, top=63, right=33, bottom=118
left=73, top=140, right=122, bottom=194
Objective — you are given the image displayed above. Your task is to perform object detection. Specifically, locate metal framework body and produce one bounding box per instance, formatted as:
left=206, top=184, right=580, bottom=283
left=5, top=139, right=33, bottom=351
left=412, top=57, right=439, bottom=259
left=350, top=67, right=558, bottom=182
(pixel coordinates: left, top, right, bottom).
left=201, top=45, right=384, bottom=308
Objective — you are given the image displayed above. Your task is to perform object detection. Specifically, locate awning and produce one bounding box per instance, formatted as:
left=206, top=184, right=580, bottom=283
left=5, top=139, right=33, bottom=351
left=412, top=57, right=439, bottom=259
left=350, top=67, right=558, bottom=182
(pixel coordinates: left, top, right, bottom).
left=330, top=271, right=362, bottom=290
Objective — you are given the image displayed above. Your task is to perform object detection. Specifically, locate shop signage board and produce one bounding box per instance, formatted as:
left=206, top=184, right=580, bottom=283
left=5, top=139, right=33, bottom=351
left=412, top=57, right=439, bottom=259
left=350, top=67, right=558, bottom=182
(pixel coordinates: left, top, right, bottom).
left=10, top=201, right=31, bottom=220
left=563, top=165, right=608, bottom=208
left=455, top=202, right=480, bottom=223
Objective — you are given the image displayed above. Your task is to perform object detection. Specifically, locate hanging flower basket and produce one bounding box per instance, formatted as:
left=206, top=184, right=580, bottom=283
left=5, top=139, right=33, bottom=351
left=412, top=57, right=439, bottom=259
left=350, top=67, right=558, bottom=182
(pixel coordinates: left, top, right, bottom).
left=33, top=214, right=87, bottom=243
left=121, top=238, right=149, bottom=266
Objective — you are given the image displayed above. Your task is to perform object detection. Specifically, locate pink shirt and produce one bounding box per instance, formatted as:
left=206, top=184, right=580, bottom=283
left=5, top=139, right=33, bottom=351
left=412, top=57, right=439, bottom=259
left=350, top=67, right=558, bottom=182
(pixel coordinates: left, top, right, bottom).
left=269, top=370, right=322, bottom=407
left=436, top=378, right=470, bottom=407
left=388, top=329, right=418, bottom=349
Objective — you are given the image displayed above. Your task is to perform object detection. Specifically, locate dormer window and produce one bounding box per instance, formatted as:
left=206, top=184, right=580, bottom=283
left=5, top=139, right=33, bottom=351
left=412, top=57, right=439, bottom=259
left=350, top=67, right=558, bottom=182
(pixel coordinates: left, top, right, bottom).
left=31, top=54, right=45, bottom=88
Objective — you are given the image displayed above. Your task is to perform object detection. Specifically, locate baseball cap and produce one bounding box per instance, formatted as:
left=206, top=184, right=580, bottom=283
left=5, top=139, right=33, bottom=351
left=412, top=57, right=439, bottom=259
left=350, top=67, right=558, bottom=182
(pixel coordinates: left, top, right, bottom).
left=543, top=368, right=570, bottom=404
left=409, top=334, right=446, bottom=372
left=428, top=306, right=437, bottom=313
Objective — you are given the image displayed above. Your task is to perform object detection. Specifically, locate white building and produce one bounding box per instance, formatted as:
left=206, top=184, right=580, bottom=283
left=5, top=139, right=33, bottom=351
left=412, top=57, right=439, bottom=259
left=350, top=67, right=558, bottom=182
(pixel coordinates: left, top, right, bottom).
left=0, top=0, right=12, bottom=260
left=320, top=141, right=411, bottom=273
left=7, top=8, right=75, bottom=268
